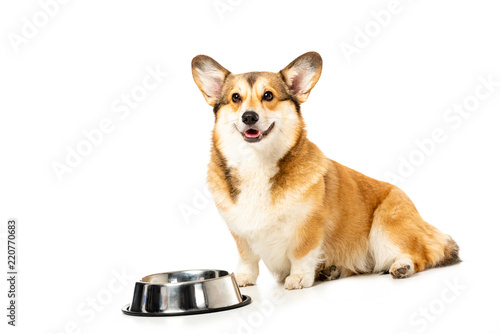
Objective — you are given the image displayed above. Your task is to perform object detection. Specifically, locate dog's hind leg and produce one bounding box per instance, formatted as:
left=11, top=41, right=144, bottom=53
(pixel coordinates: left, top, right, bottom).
left=317, top=265, right=341, bottom=281
left=370, top=187, right=460, bottom=278
left=389, top=255, right=415, bottom=279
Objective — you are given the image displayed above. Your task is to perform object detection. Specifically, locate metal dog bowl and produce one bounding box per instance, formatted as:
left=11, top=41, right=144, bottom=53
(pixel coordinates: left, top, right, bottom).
left=122, top=269, right=251, bottom=316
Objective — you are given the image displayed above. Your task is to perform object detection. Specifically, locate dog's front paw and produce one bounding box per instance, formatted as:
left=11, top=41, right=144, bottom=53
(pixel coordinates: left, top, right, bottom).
left=284, top=273, right=314, bottom=290
left=235, top=273, right=258, bottom=287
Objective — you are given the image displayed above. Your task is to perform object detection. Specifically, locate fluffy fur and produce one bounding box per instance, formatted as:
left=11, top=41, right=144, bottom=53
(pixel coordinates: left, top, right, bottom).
left=191, top=52, right=460, bottom=290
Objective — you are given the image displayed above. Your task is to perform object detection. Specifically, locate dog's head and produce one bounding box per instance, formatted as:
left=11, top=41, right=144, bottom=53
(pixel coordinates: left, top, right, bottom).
left=192, top=52, right=322, bottom=159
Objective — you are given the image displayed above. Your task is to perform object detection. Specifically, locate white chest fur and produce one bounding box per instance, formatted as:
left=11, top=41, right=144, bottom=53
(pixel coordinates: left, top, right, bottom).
left=216, top=150, right=313, bottom=276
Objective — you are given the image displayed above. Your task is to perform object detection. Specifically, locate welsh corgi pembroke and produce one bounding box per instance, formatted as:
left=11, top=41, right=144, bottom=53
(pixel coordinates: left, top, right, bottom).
left=191, top=52, right=460, bottom=290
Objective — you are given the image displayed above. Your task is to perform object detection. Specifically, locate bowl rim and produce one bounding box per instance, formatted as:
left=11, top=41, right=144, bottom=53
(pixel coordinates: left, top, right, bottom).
left=139, top=269, right=234, bottom=286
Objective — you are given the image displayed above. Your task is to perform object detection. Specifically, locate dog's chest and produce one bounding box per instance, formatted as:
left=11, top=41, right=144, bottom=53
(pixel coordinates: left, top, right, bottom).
left=219, top=162, right=310, bottom=252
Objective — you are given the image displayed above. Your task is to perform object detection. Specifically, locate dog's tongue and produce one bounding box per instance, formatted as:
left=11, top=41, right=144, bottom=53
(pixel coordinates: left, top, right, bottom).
left=245, top=129, right=260, bottom=138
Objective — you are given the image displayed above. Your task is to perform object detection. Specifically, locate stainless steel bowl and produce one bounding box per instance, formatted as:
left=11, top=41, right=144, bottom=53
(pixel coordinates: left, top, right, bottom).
left=122, top=269, right=251, bottom=316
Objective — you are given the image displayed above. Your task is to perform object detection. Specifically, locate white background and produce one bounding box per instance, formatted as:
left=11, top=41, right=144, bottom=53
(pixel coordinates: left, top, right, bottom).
left=1, top=0, right=500, bottom=333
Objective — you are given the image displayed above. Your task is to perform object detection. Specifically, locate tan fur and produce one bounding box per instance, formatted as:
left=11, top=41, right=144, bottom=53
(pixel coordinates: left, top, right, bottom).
left=231, top=231, right=253, bottom=262
left=192, top=52, right=460, bottom=288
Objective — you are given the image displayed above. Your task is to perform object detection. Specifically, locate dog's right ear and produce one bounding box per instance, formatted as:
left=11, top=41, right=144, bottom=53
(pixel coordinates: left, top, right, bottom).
left=192, top=55, right=230, bottom=107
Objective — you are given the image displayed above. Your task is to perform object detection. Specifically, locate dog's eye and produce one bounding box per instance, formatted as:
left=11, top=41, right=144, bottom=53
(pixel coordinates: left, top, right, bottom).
left=263, top=91, right=274, bottom=101
left=232, top=93, right=242, bottom=103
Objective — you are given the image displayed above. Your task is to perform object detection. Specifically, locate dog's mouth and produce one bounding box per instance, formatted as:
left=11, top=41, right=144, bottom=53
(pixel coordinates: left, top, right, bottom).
left=242, top=122, right=275, bottom=143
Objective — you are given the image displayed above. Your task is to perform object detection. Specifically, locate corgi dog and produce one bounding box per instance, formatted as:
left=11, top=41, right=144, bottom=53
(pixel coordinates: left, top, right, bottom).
left=191, top=52, right=460, bottom=290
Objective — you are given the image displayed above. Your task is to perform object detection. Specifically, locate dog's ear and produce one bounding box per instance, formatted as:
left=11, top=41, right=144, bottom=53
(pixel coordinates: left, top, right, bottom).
left=192, top=55, right=230, bottom=107
left=280, top=52, right=322, bottom=104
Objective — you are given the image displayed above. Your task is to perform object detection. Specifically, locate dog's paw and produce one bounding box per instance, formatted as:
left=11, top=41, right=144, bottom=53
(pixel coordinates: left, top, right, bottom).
left=390, top=259, right=415, bottom=279
left=235, top=273, right=258, bottom=287
left=318, top=265, right=341, bottom=281
left=284, top=273, right=314, bottom=290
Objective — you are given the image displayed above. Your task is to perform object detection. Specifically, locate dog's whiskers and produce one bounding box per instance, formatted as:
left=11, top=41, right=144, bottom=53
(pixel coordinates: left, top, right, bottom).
left=223, top=119, right=238, bottom=125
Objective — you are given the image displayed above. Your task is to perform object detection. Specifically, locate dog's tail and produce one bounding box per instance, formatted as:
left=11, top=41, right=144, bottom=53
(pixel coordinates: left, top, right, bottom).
left=434, top=237, right=461, bottom=268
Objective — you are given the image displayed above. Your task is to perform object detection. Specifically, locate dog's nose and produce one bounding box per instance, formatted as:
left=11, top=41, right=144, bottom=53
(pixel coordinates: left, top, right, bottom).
left=242, top=111, right=259, bottom=125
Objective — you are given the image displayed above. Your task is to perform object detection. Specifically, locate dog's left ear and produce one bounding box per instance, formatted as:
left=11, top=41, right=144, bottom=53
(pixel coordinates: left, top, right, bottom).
left=280, top=52, right=322, bottom=104
left=192, top=55, right=231, bottom=107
